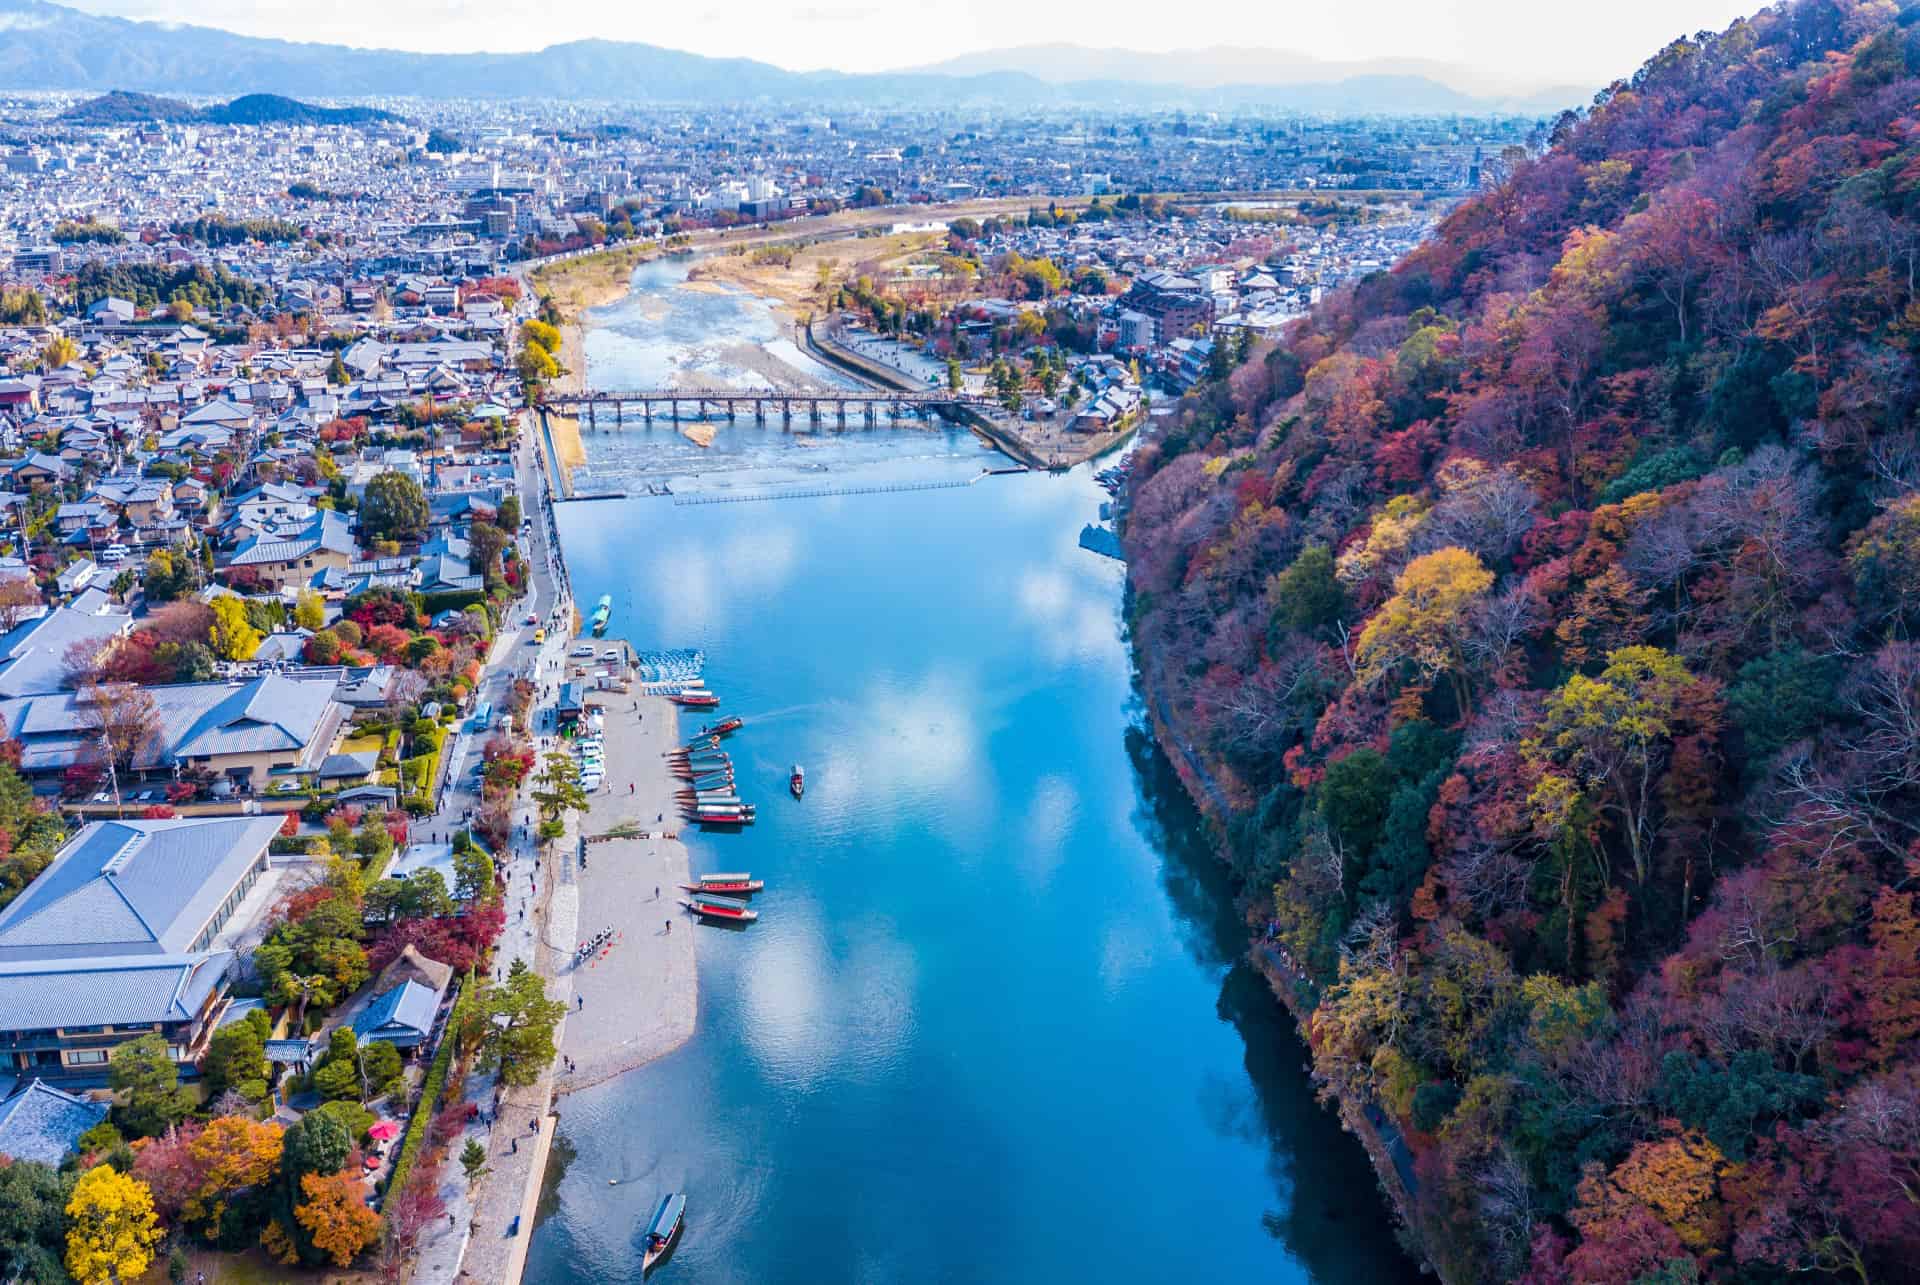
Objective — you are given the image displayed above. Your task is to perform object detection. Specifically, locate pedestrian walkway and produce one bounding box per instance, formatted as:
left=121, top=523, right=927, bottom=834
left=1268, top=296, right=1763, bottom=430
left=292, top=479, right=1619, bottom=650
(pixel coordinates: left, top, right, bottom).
left=410, top=426, right=582, bottom=1285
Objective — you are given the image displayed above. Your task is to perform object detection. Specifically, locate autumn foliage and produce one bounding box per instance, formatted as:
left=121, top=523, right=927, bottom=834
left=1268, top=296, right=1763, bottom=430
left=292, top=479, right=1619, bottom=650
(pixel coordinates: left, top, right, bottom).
left=1123, top=2, right=1920, bottom=1278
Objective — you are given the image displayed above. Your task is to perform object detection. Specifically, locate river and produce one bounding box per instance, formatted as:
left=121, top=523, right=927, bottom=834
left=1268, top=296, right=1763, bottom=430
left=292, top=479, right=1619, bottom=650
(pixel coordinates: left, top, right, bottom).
left=522, top=262, right=1418, bottom=1285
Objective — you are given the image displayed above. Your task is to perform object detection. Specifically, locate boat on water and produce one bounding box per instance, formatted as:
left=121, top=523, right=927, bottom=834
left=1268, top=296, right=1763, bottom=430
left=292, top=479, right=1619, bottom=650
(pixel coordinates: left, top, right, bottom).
left=681, top=872, right=764, bottom=894
left=689, top=808, right=755, bottom=826
left=789, top=764, right=804, bottom=799
left=643, top=1193, right=685, bottom=1273
left=702, top=717, right=744, bottom=737
left=589, top=594, right=612, bottom=635
left=668, top=688, right=720, bottom=708
left=680, top=893, right=759, bottom=922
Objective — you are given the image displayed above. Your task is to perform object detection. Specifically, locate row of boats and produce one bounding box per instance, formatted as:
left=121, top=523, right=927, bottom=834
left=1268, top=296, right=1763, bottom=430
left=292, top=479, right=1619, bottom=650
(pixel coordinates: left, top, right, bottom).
left=669, top=722, right=754, bottom=825
left=678, top=871, right=765, bottom=923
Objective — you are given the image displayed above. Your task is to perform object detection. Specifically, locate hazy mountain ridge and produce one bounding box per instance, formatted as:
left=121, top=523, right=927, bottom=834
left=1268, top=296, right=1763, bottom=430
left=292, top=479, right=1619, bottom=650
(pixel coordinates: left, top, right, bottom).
left=0, top=0, right=1579, bottom=112
left=56, top=89, right=402, bottom=126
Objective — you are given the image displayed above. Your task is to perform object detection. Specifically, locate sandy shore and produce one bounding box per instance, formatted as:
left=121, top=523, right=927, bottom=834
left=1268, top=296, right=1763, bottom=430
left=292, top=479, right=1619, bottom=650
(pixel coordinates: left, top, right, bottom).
left=686, top=229, right=944, bottom=323
left=552, top=691, right=698, bottom=1095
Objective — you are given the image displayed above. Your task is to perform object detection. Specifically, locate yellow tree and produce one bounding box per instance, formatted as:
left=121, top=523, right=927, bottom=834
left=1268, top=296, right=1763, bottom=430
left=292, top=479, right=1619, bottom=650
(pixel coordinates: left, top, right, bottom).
left=185, top=1116, right=284, bottom=1230
left=64, top=1165, right=160, bottom=1285
left=41, top=335, right=78, bottom=370
left=294, top=1170, right=381, bottom=1267
left=293, top=589, right=325, bottom=631
left=208, top=595, right=261, bottom=661
left=1571, top=1128, right=1728, bottom=1253
left=1354, top=546, right=1495, bottom=714
left=1525, top=645, right=1717, bottom=886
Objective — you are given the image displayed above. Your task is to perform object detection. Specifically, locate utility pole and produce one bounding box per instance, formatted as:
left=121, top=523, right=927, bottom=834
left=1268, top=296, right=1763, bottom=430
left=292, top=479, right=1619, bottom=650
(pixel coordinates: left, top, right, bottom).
left=99, top=728, right=122, bottom=819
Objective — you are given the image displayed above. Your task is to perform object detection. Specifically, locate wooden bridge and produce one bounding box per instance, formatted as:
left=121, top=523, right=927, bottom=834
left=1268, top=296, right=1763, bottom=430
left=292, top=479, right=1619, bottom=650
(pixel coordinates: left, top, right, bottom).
left=542, top=386, right=992, bottom=429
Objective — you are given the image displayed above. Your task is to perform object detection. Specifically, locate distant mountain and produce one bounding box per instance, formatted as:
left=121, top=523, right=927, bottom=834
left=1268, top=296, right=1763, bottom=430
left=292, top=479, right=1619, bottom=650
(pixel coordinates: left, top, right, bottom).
left=56, top=89, right=198, bottom=125
left=910, top=44, right=1588, bottom=113
left=203, top=94, right=401, bottom=126
left=56, top=90, right=402, bottom=126
left=0, top=0, right=1578, bottom=112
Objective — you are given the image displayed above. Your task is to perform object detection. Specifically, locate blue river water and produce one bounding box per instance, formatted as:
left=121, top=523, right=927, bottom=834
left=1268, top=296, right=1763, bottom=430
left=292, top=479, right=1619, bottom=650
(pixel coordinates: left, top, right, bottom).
left=522, top=264, right=1417, bottom=1285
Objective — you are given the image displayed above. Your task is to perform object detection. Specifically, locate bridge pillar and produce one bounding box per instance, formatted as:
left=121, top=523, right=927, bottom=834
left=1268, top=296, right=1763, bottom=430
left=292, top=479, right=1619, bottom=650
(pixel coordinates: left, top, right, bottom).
left=809, top=400, right=820, bottom=424
left=782, top=402, right=792, bottom=429
left=865, top=403, right=875, bottom=428
left=587, top=400, right=596, bottom=429
left=755, top=400, right=765, bottom=425
left=643, top=402, right=652, bottom=427
left=615, top=401, right=622, bottom=426
left=837, top=402, right=846, bottom=428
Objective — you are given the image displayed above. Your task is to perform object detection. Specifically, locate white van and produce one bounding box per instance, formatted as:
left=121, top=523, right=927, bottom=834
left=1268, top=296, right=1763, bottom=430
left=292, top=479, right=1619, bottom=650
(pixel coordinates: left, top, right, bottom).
left=100, top=544, right=131, bottom=563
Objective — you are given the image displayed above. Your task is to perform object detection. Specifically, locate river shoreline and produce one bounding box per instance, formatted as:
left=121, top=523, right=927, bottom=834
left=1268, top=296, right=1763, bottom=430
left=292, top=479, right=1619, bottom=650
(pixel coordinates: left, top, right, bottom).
left=1135, top=651, right=1436, bottom=1279
left=552, top=689, right=699, bottom=1096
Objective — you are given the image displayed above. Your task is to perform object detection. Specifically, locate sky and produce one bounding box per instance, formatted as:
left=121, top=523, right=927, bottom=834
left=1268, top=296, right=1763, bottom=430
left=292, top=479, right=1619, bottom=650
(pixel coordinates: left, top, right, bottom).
left=63, top=0, right=1765, bottom=89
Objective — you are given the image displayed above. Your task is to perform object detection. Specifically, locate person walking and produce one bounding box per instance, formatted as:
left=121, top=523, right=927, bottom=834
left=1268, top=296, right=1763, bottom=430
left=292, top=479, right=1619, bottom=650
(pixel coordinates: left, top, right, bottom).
left=665, top=918, right=672, bottom=934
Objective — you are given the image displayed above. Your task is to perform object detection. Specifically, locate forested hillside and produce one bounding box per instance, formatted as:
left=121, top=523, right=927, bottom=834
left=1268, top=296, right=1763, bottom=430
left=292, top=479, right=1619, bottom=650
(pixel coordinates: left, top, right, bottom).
left=1123, top=1, right=1920, bottom=1279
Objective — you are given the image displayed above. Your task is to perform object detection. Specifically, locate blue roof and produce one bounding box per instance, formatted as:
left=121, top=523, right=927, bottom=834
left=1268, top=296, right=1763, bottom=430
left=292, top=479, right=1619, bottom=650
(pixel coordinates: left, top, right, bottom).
left=351, top=980, right=439, bottom=1046
left=0, top=1078, right=108, bottom=1164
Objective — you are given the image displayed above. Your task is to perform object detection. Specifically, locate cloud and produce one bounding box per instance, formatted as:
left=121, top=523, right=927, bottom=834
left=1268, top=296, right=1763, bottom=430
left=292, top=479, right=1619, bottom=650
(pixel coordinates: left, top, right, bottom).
left=1015, top=565, right=1119, bottom=664
left=1018, top=774, right=1078, bottom=889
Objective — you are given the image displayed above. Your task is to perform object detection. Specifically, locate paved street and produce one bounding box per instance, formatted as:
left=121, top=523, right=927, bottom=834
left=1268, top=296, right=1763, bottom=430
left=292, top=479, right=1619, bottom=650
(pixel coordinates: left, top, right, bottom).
left=409, top=421, right=585, bottom=1285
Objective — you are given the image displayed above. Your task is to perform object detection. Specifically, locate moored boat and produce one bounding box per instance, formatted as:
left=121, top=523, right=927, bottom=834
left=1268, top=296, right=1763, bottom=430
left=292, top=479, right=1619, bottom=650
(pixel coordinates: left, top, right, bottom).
left=682, top=872, right=764, bottom=894
left=680, top=893, right=759, bottom=922
left=643, top=1192, right=685, bottom=1273
left=668, top=688, right=720, bottom=708
left=789, top=764, right=804, bottom=799
left=689, top=808, right=755, bottom=826
left=701, top=717, right=744, bottom=737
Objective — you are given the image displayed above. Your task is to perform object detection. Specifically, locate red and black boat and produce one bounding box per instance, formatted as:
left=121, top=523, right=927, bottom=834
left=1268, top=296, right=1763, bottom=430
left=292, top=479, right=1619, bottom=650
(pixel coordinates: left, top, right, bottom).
left=679, top=892, right=759, bottom=922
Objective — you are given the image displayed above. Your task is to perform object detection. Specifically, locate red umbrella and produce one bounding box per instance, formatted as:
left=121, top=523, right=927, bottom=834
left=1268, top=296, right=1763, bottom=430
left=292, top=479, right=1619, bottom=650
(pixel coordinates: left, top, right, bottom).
left=367, top=1120, right=401, bottom=1142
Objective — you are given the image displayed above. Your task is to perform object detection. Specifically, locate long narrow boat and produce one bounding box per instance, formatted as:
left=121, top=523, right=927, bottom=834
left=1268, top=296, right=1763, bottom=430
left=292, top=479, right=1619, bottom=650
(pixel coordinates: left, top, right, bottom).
left=643, top=1193, right=685, bottom=1273
left=668, top=689, right=720, bottom=708
left=689, top=809, right=755, bottom=826
left=701, top=717, right=744, bottom=737
left=680, top=893, right=759, bottom=922
left=681, top=873, right=764, bottom=894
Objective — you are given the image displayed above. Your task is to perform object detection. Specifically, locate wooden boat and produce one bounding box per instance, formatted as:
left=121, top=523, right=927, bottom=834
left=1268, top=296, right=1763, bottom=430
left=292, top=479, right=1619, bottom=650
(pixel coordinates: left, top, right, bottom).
left=702, top=717, right=744, bottom=737
left=643, top=1192, right=685, bottom=1273
left=668, top=689, right=720, bottom=708
left=789, top=764, right=804, bottom=799
left=689, top=808, right=755, bottom=826
left=681, top=872, right=764, bottom=894
left=680, top=893, right=759, bottom=922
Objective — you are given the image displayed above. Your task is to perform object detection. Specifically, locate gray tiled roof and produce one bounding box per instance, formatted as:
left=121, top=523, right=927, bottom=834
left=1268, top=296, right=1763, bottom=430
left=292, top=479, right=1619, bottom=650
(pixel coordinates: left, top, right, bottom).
left=0, top=673, right=344, bottom=775
left=352, top=979, right=438, bottom=1046
left=0, top=816, right=280, bottom=961
left=0, top=1078, right=108, bottom=1164
left=230, top=511, right=356, bottom=567
left=0, top=607, right=130, bottom=699
left=0, top=951, right=232, bottom=1031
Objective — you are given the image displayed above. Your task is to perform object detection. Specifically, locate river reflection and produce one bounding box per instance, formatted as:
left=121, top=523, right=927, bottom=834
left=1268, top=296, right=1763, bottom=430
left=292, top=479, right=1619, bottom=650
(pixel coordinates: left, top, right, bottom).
left=523, top=258, right=1416, bottom=1285
left=523, top=456, right=1418, bottom=1285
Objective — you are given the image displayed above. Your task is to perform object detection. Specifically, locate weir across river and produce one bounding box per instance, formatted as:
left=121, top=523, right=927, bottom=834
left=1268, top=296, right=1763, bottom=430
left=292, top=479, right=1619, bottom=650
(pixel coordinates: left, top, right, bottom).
left=543, top=386, right=994, bottom=429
